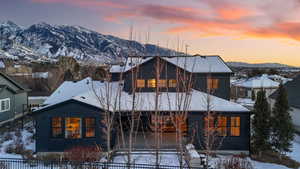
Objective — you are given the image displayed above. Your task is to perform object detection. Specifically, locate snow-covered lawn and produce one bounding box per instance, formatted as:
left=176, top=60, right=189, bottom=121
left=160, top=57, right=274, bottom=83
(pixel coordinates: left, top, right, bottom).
left=113, top=152, right=186, bottom=166
left=0, top=123, right=35, bottom=159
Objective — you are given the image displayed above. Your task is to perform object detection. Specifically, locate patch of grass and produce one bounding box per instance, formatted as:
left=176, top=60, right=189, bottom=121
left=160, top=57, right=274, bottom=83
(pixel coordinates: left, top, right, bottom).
left=251, top=151, right=300, bottom=169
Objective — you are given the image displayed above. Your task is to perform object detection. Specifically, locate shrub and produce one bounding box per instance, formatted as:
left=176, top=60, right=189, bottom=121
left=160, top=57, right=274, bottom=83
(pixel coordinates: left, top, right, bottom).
left=14, top=129, right=22, bottom=138
left=5, top=144, right=15, bottom=154
left=63, top=146, right=102, bottom=163
left=216, top=156, right=254, bottom=169
left=3, top=133, right=13, bottom=142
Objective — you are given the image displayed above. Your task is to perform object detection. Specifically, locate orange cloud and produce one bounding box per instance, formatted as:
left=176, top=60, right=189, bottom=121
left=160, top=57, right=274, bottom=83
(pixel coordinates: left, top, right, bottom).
left=217, top=6, right=254, bottom=20
left=247, top=22, right=300, bottom=41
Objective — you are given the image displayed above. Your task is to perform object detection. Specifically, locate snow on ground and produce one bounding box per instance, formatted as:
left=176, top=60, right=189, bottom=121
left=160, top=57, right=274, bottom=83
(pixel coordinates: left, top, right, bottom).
left=113, top=152, right=186, bottom=166
left=0, top=122, right=35, bottom=159
left=251, top=160, right=291, bottom=169
left=288, top=134, right=300, bottom=163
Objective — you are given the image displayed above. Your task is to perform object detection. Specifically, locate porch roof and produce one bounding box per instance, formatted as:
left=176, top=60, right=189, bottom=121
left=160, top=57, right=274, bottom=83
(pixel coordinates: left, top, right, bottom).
left=41, top=78, right=249, bottom=113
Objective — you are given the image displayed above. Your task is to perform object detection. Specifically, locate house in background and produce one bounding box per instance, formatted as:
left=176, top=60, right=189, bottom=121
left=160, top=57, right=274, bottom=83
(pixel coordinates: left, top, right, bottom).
left=33, top=55, right=250, bottom=154
left=269, top=74, right=300, bottom=133
left=0, top=72, right=29, bottom=123
left=231, top=74, right=280, bottom=100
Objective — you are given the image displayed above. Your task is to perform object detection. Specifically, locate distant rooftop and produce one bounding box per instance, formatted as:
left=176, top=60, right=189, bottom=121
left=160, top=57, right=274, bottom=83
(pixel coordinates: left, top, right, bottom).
left=109, top=55, right=232, bottom=73
left=232, top=74, right=280, bottom=88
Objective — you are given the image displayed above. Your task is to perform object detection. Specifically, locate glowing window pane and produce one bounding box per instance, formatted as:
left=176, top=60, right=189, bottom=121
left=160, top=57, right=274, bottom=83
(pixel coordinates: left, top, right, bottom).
left=65, top=118, right=82, bottom=139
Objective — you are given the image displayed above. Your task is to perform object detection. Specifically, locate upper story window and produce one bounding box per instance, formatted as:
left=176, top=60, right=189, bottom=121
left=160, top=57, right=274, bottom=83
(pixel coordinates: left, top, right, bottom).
left=169, top=80, right=177, bottom=88
left=230, top=117, right=240, bottom=136
left=207, top=77, right=219, bottom=90
left=147, top=79, right=156, bottom=88
left=158, top=79, right=167, bottom=87
left=65, top=117, right=82, bottom=139
left=0, top=98, right=10, bottom=112
left=85, top=118, right=96, bottom=138
left=136, top=79, right=145, bottom=88
left=51, top=117, right=63, bottom=138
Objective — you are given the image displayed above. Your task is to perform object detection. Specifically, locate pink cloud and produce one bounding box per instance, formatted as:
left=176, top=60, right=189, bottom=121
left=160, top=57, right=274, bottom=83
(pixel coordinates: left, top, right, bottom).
left=30, top=0, right=300, bottom=42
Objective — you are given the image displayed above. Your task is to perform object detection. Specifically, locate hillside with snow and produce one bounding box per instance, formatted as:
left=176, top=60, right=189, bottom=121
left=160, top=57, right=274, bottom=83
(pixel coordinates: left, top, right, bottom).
left=0, top=21, right=181, bottom=63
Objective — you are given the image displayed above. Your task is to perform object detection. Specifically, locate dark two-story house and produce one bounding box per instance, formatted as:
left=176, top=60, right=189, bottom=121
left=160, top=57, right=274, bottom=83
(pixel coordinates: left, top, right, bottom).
left=33, top=55, right=250, bottom=154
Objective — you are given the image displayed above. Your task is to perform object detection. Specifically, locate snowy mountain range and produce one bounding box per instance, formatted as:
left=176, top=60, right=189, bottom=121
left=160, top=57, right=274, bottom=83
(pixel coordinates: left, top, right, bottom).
left=0, top=21, right=179, bottom=63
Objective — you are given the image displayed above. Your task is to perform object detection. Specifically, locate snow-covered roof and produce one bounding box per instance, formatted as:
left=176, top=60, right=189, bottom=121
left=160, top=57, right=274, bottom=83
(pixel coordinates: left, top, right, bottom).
left=43, top=77, right=94, bottom=105
left=41, top=78, right=249, bottom=112
left=109, top=56, right=232, bottom=73
left=232, top=74, right=280, bottom=88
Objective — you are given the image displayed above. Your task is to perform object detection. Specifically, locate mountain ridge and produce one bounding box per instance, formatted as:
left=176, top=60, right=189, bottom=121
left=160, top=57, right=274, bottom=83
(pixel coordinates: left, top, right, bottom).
left=226, top=61, right=298, bottom=68
left=0, top=20, right=181, bottom=63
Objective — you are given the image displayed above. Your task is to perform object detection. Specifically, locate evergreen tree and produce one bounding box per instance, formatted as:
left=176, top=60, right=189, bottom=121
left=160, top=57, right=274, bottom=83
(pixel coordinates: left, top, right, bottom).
left=252, top=89, right=272, bottom=157
left=271, top=84, right=295, bottom=156
left=251, top=90, right=256, bottom=101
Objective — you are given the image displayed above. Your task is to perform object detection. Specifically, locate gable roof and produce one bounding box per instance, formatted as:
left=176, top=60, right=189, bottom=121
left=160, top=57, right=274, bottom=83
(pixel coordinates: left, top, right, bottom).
left=270, top=74, right=300, bottom=109
left=0, top=72, right=27, bottom=91
left=0, top=85, right=18, bottom=94
left=109, top=56, right=232, bottom=74
left=39, top=78, right=249, bottom=113
left=232, top=74, right=279, bottom=88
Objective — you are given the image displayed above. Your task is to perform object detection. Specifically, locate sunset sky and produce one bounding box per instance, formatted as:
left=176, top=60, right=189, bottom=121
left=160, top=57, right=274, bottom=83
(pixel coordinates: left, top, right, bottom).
left=1, top=0, right=300, bottom=66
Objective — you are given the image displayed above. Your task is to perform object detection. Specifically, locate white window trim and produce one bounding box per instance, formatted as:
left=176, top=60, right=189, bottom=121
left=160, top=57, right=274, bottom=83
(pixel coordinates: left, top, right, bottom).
left=0, top=98, right=10, bottom=112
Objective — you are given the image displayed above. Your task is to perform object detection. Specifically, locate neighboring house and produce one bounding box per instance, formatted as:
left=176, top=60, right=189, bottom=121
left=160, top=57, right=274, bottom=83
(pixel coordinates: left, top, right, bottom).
left=268, top=74, right=292, bottom=84
left=231, top=74, right=280, bottom=100
left=33, top=56, right=250, bottom=154
left=0, top=72, right=29, bottom=123
left=269, top=74, right=300, bottom=133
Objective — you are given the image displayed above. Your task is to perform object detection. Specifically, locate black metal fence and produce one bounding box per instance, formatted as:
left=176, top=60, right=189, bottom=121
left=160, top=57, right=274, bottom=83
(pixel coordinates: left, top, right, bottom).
left=0, top=158, right=203, bottom=169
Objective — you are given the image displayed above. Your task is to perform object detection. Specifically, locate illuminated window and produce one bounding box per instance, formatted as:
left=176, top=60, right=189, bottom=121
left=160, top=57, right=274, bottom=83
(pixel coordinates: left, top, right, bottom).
left=158, top=79, right=167, bottom=87
left=136, top=79, right=145, bottom=88
left=204, top=115, right=227, bottom=136
left=147, top=79, right=156, bottom=88
left=207, top=78, right=219, bottom=90
left=204, top=115, right=215, bottom=136
left=169, top=80, right=177, bottom=88
left=51, top=117, right=63, bottom=138
left=65, top=118, right=82, bottom=139
left=231, top=117, right=240, bottom=136
left=85, top=118, right=95, bottom=138
left=217, top=116, right=227, bottom=136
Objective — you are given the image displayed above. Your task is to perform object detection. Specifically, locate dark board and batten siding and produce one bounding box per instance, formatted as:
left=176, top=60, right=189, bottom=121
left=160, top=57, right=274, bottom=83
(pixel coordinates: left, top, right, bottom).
left=122, top=57, right=231, bottom=100
left=34, top=100, right=113, bottom=152
left=188, top=112, right=250, bottom=151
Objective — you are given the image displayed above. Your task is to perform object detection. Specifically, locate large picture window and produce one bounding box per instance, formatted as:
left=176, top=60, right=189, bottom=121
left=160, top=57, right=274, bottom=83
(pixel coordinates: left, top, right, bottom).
left=65, top=118, right=82, bottom=139
left=204, top=115, right=227, bottom=136
left=217, top=116, right=227, bottom=136
left=0, top=98, right=10, bottom=112
left=231, top=117, right=240, bottom=136
left=51, top=117, right=63, bottom=138
left=85, top=118, right=96, bottom=138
